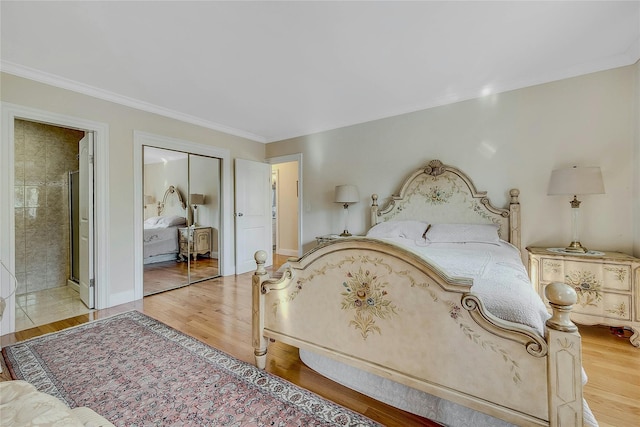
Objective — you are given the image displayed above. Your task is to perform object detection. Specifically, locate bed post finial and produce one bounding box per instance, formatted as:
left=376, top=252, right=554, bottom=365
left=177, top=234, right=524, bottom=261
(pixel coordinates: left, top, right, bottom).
left=371, top=194, right=378, bottom=206
left=545, top=282, right=578, bottom=332
left=254, top=250, right=268, bottom=277
left=509, top=189, right=520, bottom=204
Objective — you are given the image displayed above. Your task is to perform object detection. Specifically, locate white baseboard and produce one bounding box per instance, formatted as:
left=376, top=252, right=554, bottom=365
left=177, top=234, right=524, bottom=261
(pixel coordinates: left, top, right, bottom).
left=109, top=289, right=136, bottom=307
left=67, top=279, right=79, bottom=292
left=276, top=248, right=298, bottom=257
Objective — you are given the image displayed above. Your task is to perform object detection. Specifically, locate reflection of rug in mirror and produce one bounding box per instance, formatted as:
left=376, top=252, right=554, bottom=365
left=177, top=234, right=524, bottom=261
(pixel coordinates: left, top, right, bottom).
left=2, top=311, right=380, bottom=426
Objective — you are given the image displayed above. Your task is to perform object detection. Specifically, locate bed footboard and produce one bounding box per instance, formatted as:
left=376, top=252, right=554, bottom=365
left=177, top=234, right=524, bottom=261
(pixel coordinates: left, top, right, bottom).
left=253, top=241, right=583, bottom=426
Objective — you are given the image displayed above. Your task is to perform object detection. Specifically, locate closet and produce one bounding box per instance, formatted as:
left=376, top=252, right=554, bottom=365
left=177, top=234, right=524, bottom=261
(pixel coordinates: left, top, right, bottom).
left=142, top=146, right=221, bottom=295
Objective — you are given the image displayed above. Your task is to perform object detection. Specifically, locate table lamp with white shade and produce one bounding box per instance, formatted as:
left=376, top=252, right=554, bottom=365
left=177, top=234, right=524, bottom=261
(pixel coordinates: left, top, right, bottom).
left=547, top=166, right=604, bottom=253
left=189, top=193, right=205, bottom=226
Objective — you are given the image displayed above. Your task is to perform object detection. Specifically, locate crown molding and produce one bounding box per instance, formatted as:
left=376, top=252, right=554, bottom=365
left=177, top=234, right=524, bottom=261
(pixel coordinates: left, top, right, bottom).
left=0, top=61, right=266, bottom=143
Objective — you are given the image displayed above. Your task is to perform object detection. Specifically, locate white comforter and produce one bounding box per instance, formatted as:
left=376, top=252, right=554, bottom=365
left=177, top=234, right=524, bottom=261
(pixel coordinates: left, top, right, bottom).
left=380, top=238, right=551, bottom=335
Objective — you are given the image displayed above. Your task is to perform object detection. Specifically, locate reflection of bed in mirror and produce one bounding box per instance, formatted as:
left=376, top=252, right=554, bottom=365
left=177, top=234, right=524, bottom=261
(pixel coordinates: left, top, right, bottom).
left=143, top=185, right=187, bottom=264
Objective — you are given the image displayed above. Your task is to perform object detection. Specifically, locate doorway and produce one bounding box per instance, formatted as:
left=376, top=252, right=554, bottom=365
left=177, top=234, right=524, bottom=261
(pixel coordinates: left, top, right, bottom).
left=12, top=119, right=93, bottom=330
left=268, top=154, right=303, bottom=262
left=1, top=102, right=109, bottom=336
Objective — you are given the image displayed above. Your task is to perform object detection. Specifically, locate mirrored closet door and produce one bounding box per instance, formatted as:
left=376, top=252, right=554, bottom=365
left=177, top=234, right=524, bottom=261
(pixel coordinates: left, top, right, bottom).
left=142, top=146, right=221, bottom=295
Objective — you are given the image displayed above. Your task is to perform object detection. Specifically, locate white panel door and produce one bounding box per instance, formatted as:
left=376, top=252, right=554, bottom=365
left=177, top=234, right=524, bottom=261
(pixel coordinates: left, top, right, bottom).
left=79, top=133, right=95, bottom=308
left=235, top=159, right=272, bottom=274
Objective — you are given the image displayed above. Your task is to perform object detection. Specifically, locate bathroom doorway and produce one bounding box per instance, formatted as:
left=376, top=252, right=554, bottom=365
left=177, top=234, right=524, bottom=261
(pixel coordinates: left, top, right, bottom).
left=13, top=119, right=93, bottom=330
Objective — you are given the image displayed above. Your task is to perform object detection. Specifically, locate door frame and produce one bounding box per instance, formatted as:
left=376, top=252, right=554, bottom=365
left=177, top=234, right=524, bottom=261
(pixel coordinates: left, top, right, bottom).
left=0, top=102, right=110, bottom=334
left=133, top=131, right=232, bottom=300
left=267, top=153, right=303, bottom=257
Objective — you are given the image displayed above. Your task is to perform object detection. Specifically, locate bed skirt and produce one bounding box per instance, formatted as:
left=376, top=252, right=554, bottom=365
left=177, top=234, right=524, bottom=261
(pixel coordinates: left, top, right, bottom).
left=299, top=349, right=598, bottom=427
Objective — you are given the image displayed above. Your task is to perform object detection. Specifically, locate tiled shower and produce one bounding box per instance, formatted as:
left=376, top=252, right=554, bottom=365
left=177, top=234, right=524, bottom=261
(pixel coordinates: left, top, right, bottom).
left=14, top=119, right=88, bottom=329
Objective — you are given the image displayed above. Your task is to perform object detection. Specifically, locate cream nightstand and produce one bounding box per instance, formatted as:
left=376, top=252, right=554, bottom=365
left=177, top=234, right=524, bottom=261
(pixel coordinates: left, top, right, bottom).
left=179, top=226, right=212, bottom=261
left=527, top=246, right=639, bottom=347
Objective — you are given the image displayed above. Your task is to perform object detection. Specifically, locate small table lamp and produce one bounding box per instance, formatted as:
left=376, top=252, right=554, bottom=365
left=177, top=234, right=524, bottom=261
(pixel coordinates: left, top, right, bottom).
left=334, top=185, right=359, bottom=236
left=547, top=166, right=604, bottom=253
left=189, top=193, right=205, bottom=226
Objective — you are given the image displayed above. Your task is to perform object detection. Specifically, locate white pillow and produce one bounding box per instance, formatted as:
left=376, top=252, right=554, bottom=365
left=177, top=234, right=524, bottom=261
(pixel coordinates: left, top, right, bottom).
left=425, top=223, right=500, bottom=245
left=144, top=216, right=161, bottom=226
left=366, top=220, right=430, bottom=239
left=157, top=215, right=187, bottom=227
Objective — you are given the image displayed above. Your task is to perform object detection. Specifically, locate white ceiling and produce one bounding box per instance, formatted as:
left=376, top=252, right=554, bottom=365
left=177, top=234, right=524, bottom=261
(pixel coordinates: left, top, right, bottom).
left=2, top=1, right=639, bottom=143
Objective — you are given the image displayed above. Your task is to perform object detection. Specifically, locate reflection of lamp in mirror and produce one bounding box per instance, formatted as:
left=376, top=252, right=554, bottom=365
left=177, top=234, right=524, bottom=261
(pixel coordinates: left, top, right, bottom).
left=190, top=193, right=205, bottom=226
left=334, top=185, right=359, bottom=236
left=547, top=166, right=604, bottom=253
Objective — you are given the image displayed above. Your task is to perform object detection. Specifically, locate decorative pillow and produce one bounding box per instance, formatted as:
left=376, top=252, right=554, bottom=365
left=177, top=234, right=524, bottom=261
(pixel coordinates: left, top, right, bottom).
left=144, top=216, right=161, bottom=226
left=425, top=223, right=500, bottom=245
left=366, top=220, right=430, bottom=239
left=157, top=215, right=187, bottom=227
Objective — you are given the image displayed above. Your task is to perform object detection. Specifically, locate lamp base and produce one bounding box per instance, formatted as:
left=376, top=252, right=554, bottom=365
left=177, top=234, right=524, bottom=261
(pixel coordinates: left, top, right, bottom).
left=564, top=241, right=588, bottom=253
left=340, top=230, right=352, bottom=237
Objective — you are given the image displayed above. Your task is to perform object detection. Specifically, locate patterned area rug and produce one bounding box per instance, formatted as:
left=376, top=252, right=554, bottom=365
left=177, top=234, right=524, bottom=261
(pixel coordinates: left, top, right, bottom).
left=2, top=311, right=380, bottom=426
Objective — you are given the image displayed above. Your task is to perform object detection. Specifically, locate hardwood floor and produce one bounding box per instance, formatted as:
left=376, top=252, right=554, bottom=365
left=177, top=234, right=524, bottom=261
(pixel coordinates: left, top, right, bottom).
left=2, top=255, right=638, bottom=426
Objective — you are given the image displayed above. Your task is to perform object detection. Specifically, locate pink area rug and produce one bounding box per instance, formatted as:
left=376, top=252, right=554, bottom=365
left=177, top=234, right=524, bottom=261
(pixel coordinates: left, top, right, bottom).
left=3, top=311, right=380, bottom=426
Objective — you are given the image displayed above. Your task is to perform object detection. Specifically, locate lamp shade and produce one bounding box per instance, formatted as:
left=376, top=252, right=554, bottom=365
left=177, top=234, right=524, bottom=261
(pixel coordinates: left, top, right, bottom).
left=334, top=185, right=359, bottom=204
left=144, top=195, right=155, bottom=205
left=547, top=167, right=604, bottom=196
left=189, top=193, right=205, bottom=205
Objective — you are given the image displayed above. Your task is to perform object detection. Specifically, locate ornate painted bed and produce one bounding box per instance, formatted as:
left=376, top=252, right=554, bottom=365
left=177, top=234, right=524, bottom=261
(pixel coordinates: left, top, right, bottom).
left=253, top=160, right=593, bottom=426
left=143, top=185, right=188, bottom=264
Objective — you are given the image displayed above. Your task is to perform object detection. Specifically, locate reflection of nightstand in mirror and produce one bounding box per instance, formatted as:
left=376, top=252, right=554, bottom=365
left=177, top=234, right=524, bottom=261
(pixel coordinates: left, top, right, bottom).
left=527, top=246, right=640, bottom=347
left=179, top=226, right=212, bottom=261
left=315, top=234, right=360, bottom=245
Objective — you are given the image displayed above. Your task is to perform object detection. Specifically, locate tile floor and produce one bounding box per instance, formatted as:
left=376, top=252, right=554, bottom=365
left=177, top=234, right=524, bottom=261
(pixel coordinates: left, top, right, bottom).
left=15, top=286, right=92, bottom=331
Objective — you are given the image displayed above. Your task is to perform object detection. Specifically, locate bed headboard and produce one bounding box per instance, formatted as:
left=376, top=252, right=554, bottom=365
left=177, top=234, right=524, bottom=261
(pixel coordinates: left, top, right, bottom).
left=371, top=159, right=521, bottom=249
left=158, top=185, right=187, bottom=219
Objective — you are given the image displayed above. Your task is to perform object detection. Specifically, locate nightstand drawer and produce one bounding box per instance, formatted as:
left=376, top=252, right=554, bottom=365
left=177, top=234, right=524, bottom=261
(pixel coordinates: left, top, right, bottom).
left=540, top=258, right=631, bottom=292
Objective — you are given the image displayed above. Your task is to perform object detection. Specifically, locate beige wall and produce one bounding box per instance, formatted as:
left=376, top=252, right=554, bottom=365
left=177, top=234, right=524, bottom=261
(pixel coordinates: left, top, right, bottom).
left=2, top=72, right=265, bottom=306
left=267, top=65, right=638, bottom=255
